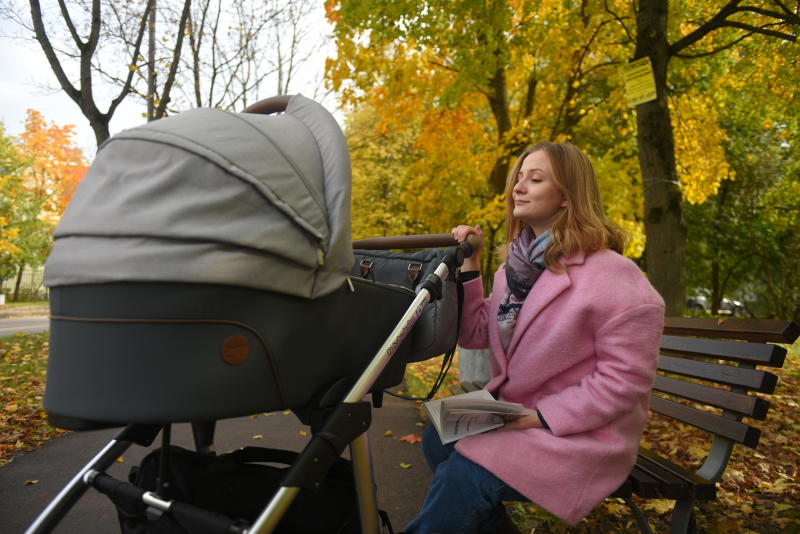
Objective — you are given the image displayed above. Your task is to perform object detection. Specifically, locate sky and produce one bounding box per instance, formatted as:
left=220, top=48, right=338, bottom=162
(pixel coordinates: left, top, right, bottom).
left=0, top=4, right=338, bottom=157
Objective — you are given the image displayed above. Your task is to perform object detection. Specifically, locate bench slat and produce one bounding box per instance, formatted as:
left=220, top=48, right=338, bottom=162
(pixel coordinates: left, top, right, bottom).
left=649, top=395, right=761, bottom=448
left=663, top=317, right=800, bottom=343
left=652, top=375, right=770, bottom=419
left=626, top=463, right=667, bottom=499
left=658, top=355, right=778, bottom=393
left=660, top=335, right=786, bottom=367
left=630, top=457, right=692, bottom=499
left=636, top=448, right=716, bottom=500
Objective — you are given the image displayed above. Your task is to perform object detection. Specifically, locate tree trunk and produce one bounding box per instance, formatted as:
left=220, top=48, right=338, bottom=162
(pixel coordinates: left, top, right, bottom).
left=634, top=0, right=686, bottom=316
left=147, top=0, right=157, bottom=121
left=487, top=66, right=512, bottom=195
left=12, top=263, right=25, bottom=302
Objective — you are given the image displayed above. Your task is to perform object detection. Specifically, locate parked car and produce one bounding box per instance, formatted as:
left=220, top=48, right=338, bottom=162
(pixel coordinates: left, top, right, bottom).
left=687, top=293, right=745, bottom=316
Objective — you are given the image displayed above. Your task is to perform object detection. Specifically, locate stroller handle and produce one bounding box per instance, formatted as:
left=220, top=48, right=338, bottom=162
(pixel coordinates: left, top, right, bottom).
left=352, top=233, right=457, bottom=250
left=242, top=95, right=293, bottom=115
left=353, top=233, right=479, bottom=260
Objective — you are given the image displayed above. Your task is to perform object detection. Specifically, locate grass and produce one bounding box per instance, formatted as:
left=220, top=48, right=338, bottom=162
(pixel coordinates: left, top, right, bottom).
left=1, top=301, right=48, bottom=308
left=0, top=332, right=66, bottom=467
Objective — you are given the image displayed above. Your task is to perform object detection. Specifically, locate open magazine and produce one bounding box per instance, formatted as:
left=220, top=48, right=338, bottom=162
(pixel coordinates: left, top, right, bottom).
left=423, top=389, right=530, bottom=444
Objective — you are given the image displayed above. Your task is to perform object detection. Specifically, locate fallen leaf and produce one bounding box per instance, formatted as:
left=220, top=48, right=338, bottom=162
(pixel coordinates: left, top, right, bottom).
left=252, top=434, right=263, bottom=440
left=116, top=456, right=124, bottom=463
left=299, top=430, right=308, bottom=436
left=282, top=411, right=291, bottom=415
left=4, top=404, right=18, bottom=413
left=399, top=433, right=422, bottom=444
left=24, top=479, right=38, bottom=486
left=399, top=462, right=412, bottom=469
left=384, top=430, right=393, bottom=437
left=415, top=422, right=425, bottom=427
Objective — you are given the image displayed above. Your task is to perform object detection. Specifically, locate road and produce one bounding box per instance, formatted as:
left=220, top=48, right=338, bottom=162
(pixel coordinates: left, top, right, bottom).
left=0, top=316, right=49, bottom=337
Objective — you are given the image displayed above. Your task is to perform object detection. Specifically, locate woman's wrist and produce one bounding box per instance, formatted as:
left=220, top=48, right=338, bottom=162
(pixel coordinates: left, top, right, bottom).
left=462, top=254, right=481, bottom=272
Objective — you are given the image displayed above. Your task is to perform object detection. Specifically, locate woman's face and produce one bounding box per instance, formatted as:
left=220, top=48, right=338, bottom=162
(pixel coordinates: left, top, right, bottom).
left=512, top=150, right=567, bottom=236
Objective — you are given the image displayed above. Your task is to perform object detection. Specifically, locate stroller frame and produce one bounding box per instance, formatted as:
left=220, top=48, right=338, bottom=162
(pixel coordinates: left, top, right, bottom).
left=26, top=234, right=476, bottom=534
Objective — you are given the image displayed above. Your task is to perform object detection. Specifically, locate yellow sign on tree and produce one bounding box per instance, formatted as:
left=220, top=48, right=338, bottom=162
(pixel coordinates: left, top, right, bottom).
left=623, top=57, right=657, bottom=108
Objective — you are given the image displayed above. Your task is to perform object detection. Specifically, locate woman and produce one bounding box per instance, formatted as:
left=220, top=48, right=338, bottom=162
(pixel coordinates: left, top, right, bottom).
left=404, top=142, right=665, bottom=533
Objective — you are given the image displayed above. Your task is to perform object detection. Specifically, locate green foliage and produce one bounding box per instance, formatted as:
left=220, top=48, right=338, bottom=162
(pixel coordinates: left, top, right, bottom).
left=684, top=32, right=800, bottom=321
left=0, top=125, right=31, bottom=283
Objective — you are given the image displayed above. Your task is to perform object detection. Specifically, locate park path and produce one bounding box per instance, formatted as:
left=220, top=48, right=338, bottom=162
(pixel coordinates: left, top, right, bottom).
left=0, top=393, right=432, bottom=533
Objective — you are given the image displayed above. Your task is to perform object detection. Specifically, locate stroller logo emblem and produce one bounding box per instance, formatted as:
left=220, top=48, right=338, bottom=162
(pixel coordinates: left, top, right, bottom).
left=221, top=335, right=250, bottom=365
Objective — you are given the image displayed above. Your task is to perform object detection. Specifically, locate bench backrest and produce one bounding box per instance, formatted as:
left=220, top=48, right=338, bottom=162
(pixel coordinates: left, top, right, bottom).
left=651, top=317, right=798, bottom=478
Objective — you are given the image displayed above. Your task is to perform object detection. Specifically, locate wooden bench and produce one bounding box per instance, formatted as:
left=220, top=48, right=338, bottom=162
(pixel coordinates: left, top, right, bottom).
left=456, top=316, right=799, bottom=534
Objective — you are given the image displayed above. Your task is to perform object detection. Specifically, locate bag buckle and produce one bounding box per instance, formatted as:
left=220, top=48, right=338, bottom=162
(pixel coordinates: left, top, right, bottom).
left=359, top=258, right=374, bottom=278
left=408, top=262, right=423, bottom=285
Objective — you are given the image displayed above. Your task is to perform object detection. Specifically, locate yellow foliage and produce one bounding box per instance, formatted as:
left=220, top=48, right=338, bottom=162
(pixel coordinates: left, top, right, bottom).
left=670, top=90, right=734, bottom=204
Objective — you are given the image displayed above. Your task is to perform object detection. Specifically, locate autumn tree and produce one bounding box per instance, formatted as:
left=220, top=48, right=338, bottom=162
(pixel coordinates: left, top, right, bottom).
left=621, top=0, right=800, bottom=314
left=6, top=110, right=87, bottom=300
left=327, top=0, right=648, bottom=277
left=0, top=0, right=156, bottom=147
left=684, top=34, right=800, bottom=320
left=0, top=124, right=28, bottom=287
left=329, top=0, right=798, bottom=312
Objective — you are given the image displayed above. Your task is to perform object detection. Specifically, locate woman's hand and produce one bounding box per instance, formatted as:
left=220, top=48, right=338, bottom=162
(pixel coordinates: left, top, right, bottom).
left=451, top=224, right=484, bottom=271
left=498, top=409, right=544, bottom=431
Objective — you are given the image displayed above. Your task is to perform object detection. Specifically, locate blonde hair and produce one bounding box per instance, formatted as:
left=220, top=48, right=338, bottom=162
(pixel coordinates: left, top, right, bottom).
left=501, top=142, right=627, bottom=271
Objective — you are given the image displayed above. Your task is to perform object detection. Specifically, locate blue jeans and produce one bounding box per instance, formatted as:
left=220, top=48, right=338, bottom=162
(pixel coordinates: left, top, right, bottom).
left=404, top=424, right=527, bottom=534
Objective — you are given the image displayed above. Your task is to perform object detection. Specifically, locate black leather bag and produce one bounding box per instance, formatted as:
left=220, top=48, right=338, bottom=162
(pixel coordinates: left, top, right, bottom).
left=116, top=446, right=362, bottom=534
left=352, top=248, right=458, bottom=362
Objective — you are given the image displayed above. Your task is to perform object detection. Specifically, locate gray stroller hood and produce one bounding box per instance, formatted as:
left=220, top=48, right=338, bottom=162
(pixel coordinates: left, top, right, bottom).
left=45, top=95, right=352, bottom=299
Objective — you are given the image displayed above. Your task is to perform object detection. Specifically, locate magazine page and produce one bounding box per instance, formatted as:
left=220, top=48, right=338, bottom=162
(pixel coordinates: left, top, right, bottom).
left=423, top=389, right=528, bottom=445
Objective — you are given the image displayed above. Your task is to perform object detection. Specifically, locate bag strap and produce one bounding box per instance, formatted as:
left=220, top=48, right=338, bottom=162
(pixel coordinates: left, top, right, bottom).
left=384, top=273, right=464, bottom=402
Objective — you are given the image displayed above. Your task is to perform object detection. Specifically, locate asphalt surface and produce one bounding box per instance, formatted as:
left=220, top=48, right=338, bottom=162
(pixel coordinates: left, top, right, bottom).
left=0, top=317, right=49, bottom=337
left=0, top=393, right=433, bottom=533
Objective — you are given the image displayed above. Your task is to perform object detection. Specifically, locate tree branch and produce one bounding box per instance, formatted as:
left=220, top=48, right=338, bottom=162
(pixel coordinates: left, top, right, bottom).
left=734, top=5, right=800, bottom=22
left=78, top=0, right=102, bottom=115
left=722, top=20, right=797, bottom=40
left=669, top=0, right=741, bottom=55
left=56, top=0, right=84, bottom=49
left=604, top=0, right=635, bottom=44
left=155, top=0, right=192, bottom=118
left=28, top=0, right=81, bottom=105
left=106, top=0, right=154, bottom=120
left=673, top=31, right=755, bottom=58
left=428, top=59, right=459, bottom=73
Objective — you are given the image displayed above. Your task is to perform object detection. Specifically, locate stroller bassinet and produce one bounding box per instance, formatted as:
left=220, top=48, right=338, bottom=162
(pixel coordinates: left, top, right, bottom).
left=32, top=95, right=472, bottom=534
left=43, top=95, right=421, bottom=429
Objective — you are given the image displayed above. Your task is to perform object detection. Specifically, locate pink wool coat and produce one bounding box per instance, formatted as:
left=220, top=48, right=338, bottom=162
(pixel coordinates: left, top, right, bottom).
left=455, top=248, right=664, bottom=526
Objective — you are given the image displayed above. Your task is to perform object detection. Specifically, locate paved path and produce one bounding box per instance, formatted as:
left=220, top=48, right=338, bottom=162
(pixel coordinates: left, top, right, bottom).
left=0, top=317, right=49, bottom=337
left=0, top=393, right=432, bottom=533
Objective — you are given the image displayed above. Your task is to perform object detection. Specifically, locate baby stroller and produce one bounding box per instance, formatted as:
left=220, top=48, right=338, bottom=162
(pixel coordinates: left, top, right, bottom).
left=26, top=95, right=475, bottom=534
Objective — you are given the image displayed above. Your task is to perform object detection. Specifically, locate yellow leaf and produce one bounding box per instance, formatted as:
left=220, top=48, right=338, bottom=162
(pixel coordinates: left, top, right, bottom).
left=299, top=430, right=308, bottom=437
left=24, top=480, right=38, bottom=485
left=4, top=404, right=18, bottom=412
left=399, top=462, right=412, bottom=469
left=116, top=456, right=124, bottom=463
left=384, top=430, right=393, bottom=437
left=252, top=434, right=263, bottom=440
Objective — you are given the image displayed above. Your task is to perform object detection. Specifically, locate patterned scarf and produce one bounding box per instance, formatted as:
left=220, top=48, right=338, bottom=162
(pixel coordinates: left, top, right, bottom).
left=497, top=227, right=551, bottom=351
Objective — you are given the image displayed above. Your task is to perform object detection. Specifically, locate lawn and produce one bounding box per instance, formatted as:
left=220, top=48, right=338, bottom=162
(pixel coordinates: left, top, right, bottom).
left=0, top=332, right=66, bottom=467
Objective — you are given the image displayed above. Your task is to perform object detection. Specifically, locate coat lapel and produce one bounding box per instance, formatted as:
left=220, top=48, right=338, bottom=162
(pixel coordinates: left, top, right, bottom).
left=505, top=252, right=585, bottom=358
